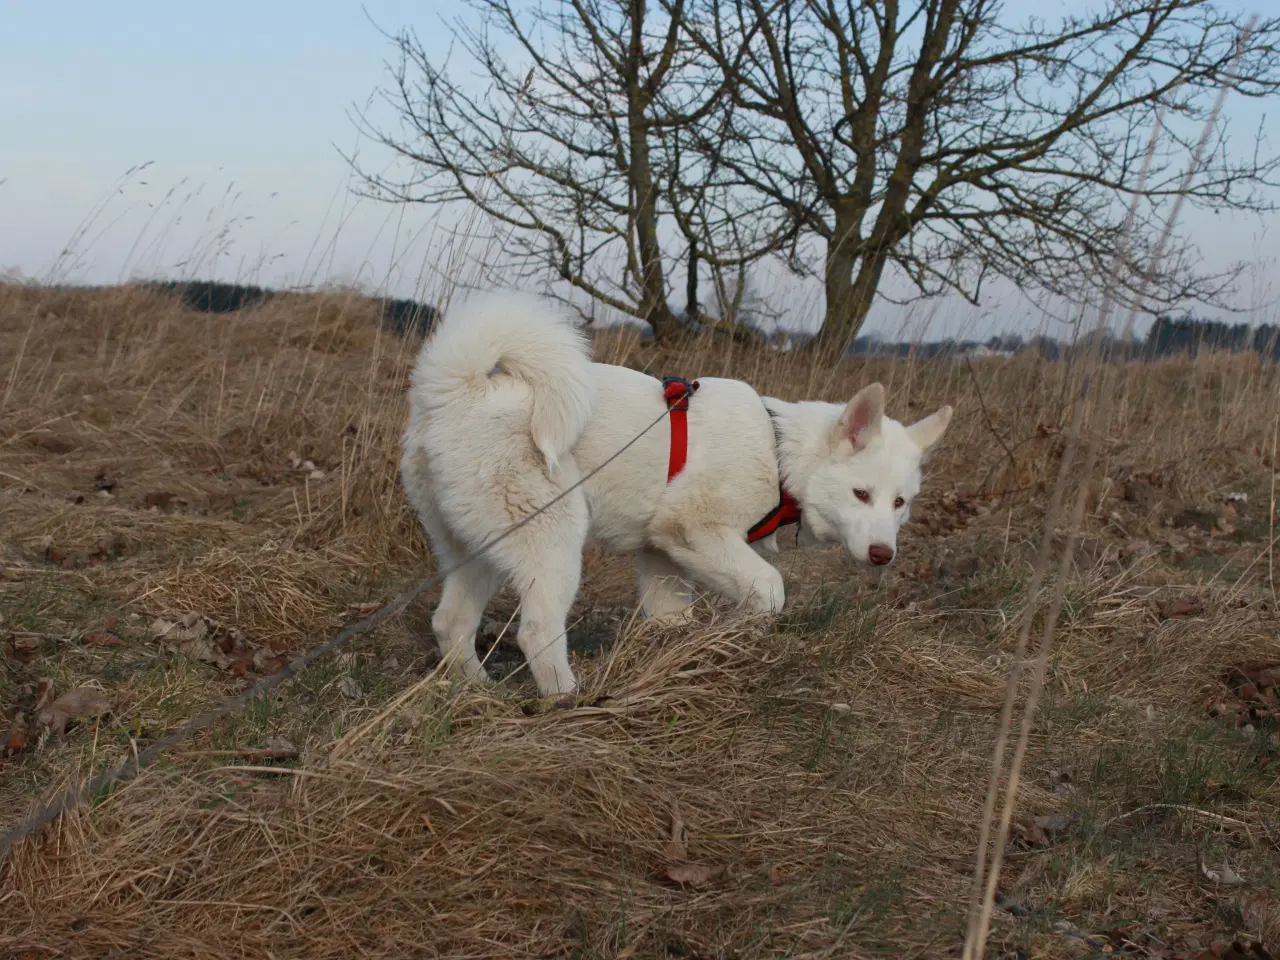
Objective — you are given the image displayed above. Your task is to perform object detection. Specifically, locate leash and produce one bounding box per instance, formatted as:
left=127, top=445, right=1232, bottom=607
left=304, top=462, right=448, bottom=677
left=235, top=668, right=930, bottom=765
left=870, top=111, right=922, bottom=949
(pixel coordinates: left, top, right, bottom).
left=0, top=404, right=677, bottom=860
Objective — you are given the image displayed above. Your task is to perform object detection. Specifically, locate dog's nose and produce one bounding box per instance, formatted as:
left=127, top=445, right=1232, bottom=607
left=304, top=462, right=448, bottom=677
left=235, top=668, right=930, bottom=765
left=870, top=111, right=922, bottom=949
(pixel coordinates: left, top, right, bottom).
left=868, top=543, right=894, bottom=566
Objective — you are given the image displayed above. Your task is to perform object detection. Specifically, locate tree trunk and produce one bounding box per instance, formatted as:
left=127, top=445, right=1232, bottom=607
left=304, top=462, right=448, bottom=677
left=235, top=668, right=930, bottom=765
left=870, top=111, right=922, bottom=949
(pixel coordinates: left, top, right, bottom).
left=685, top=241, right=699, bottom=322
left=816, top=255, right=888, bottom=354
left=813, top=6, right=947, bottom=357
left=632, top=145, right=679, bottom=338
left=815, top=254, right=890, bottom=356
left=625, top=9, right=678, bottom=342
left=811, top=207, right=883, bottom=355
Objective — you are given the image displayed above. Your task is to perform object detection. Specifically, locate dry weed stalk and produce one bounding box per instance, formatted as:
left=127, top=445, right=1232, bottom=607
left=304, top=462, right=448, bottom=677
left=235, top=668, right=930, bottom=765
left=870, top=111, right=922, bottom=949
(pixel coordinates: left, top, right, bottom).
left=0, top=378, right=673, bottom=857
left=3, top=276, right=1279, bottom=957
left=961, top=21, right=1259, bottom=957
left=3, top=109, right=1280, bottom=955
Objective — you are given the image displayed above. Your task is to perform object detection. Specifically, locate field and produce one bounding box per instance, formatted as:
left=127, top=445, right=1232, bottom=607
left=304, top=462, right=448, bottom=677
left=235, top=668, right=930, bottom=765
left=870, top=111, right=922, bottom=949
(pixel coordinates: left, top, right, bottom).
left=1, top=281, right=1278, bottom=958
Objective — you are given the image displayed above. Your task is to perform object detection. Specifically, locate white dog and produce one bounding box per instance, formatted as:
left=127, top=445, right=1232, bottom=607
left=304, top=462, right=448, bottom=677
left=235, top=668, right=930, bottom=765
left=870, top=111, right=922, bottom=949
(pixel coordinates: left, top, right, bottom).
left=401, top=293, right=953, bottom=698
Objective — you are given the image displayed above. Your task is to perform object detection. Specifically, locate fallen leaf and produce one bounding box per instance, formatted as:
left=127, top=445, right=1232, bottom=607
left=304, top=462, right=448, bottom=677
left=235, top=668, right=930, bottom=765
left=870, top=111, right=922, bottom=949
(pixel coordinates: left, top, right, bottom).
left=1039, top=811, right=1080, bottom=833
left=151, top=611, right=209, bottom=644
left=1202, top=860, right=1246, bottom=886
left=1210, top=661, right=1280, bottom=729
left=768, top=863, right=795, bottom=885
left=1237, top=891, right=1279, bottom=939
left=33, top=678, right=54, bottom=711
left=336, top=675, right=363, bottom=700
left=660, top=863, right=727, bottom=888
left=90, top=534, right=126, bottom=563
left=1159, top=596, right=1205, bottom=619
left=238, top=738, right=299, bottom=762
left=663, top=803, right=689, bottom=862
left=1011, top=811, right=1080, bottom=847
left=37, top=687, right=111, bottom=736
left=45, top=542, right=88, bottom=569
left=1052, top=920, right=1109, bottom=952
left=142, top=491, right=186, bottom=512
left=995, top=892, right=1029, bottom=918
left=6, top=634, right=40, bottom=661
left=83, top=617, right=125, bottom=647
left=153, top=613, right=250, bottom=671
left=83, top=631, right=125, bottom=647
left=3, top=710, right=28, bottom=757
left=1047, top=769, right=1077, bottom=798
left=1195, top=942, right=1276, bottom=960
left=936, top=553, right=982, bottom=579
left=1012, top=815, right=1047, bottom=846
left=227, top=652, right=254, bottom=678
left=1231, top=662, right=1280, bottom=693
left=176, top=636, right=233, bottom=670
left=255, top=651, right=289, bottom=674
left=1120, top=539, right=1156, bottom=562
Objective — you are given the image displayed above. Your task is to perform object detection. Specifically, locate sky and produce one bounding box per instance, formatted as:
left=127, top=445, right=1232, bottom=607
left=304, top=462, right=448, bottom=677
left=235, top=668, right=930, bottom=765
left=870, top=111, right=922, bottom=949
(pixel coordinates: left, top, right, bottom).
left=2, top=0, right=1278, bottom=342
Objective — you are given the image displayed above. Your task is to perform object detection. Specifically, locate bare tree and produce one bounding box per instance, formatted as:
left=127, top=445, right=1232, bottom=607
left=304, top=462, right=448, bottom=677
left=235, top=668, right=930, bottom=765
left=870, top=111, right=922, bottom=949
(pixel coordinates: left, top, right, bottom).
left=681, top=0, right=1280, bottom=351
left=351, top=0, right=793, bottom=340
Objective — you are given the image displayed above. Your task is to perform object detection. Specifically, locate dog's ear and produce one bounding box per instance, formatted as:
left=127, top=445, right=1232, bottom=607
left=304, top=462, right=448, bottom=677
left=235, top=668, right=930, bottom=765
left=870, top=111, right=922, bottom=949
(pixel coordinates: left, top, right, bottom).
left=905, top=405, right=953, bottom=456
left=832, top=383, right=885, bottom=453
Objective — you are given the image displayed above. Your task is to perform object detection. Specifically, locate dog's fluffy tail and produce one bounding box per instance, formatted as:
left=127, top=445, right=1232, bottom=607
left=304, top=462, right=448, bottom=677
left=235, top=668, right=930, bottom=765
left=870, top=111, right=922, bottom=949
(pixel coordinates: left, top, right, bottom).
left=411, top=293, right=597, bottom=472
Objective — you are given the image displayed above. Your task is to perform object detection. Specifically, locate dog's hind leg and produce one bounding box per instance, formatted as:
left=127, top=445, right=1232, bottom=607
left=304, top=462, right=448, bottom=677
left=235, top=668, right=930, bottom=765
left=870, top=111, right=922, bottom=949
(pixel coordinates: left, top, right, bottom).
left=484, top=485, right=589, bottom=699
left=654, top=528, right=785, bottom=615
left=635, top=547, right=695, bottom=623
left=432, top=556, right=505, bottom=683
left=408, top=479, right=504, bottom=683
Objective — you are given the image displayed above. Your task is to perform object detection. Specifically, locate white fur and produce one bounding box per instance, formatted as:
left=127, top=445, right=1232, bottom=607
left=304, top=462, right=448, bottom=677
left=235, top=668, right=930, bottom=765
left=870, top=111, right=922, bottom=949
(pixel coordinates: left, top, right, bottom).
left=401, top=293, right=954, bottom=698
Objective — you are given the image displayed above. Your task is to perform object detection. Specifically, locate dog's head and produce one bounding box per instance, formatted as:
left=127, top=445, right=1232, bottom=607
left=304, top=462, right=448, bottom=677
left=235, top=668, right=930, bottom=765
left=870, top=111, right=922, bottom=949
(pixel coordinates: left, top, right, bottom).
left=798, top=383, right=952, bottom=567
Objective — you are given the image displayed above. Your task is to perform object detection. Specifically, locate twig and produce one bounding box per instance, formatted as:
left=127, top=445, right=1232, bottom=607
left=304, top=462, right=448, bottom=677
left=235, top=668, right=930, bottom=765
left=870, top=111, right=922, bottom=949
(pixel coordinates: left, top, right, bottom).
left=1098, top=803, right=1252, bottom=836
left=964, top=86, right=1162, bottom=960
left=169, top=747, right=300, bottom=762
left=962, top=20, right=1258, bottom=959
left=0, top=403, right=675, bottom=859
left=966, top=356, right=1018, bottom=475
left=1269, top=414, right=1277, bottom=604
left=328, top=667, right=447, bottom=761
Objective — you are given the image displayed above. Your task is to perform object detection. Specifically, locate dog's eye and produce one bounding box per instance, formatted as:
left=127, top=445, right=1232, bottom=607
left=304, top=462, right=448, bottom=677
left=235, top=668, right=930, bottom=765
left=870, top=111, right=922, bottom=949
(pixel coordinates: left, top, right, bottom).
left=893, top=496, right=905, bottom=509
left=853, top=488, right=870, bottom=503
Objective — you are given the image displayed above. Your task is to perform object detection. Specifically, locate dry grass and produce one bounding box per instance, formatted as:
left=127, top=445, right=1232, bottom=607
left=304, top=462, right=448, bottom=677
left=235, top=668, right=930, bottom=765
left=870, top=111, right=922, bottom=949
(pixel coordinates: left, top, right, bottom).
left=1, top=282, right=1278, bottom=958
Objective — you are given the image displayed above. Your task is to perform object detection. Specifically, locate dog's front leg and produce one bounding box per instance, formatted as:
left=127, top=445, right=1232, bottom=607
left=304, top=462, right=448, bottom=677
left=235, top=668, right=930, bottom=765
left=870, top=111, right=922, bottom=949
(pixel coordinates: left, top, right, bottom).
left=635, top=547, right=696, bottom=623
left=654, top=529, right=785, bottom=615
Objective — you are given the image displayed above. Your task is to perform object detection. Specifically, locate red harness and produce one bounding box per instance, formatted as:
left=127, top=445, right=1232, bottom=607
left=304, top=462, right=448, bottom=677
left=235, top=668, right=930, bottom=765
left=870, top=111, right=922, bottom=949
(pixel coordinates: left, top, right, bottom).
left=661, top=377, right=801, bottom=543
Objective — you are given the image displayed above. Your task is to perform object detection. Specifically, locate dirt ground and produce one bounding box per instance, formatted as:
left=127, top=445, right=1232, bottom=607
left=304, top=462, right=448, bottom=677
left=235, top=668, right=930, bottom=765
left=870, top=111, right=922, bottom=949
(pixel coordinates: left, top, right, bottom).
left=1, top=282, right=1277, bottom=958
